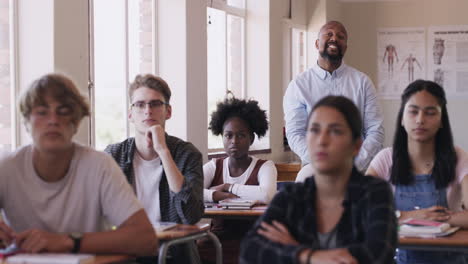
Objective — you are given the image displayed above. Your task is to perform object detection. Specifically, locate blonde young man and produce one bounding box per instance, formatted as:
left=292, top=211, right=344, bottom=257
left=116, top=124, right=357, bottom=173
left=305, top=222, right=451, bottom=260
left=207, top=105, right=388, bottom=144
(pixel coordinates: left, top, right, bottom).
left=0, top=73, right=157, bottom=256
left=105, top=74, right=204, bottom=263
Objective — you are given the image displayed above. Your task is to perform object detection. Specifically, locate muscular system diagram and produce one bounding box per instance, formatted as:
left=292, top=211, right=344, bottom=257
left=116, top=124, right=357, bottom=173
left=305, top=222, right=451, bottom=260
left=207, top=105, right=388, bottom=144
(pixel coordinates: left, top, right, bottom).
left=401, top=53, right=422, bottom=82
left=383, top=44, right=399, bottom=77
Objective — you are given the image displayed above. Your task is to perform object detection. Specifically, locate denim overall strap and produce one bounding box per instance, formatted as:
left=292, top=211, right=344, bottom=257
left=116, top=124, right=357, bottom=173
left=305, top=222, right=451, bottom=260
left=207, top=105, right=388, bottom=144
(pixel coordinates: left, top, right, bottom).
left=395, top=174, right=447, bottom=211
left=395, top=174, right=465, bottom=264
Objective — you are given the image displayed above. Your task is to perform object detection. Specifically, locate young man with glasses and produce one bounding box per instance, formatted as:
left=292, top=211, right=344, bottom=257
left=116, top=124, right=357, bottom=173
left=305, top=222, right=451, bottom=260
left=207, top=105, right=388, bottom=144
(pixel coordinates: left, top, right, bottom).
left=105, top=74, right=204, bottom=263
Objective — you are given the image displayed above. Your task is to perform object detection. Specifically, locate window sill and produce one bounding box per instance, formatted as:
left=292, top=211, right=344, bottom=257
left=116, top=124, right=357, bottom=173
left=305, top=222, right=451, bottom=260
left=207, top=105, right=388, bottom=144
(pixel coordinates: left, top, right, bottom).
left=207, top=148, right=272, bottom=159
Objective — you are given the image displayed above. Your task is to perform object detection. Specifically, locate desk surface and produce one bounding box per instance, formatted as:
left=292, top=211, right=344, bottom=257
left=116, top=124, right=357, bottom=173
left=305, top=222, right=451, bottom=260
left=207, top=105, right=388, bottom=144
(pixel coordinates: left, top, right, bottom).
left=399, top=229, right=468, bottom=252
left=3, top=225, right=210, bottom=264
left=157, top=224, right=210, bottom=240
left=156, top=223, right=222, bottom=264
left=93, top=255, right=134, bottom=264
left=2, top=255, right=134, bottom=264
left=204, top=206, right=266, bottom=219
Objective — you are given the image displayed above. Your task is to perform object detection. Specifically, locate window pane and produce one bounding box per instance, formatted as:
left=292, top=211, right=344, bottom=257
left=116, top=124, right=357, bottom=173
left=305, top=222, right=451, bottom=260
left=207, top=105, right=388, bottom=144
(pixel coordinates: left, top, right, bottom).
left=94, top=0, right=154, bottom=149
left=207, top=7, right=227, bottom=150
left=292, top=28, right=307, bottom=78
left=128, top=0, right=153, bottom=79
left=227, top=0, right=245, bottom=9
left=128, top=0, right=154, bottom=138
left=0, top=0, right=12, bottom=151
left=93, top=0, right=127, bottom=150
left=207, top=9, right=246, bottom=151
left=227, top=14, right=244, bottom=98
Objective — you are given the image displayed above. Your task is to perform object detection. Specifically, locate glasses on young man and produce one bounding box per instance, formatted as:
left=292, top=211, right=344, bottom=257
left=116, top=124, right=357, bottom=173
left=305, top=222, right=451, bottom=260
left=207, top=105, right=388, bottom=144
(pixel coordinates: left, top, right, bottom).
left=131, top=100, right=169, bottom=112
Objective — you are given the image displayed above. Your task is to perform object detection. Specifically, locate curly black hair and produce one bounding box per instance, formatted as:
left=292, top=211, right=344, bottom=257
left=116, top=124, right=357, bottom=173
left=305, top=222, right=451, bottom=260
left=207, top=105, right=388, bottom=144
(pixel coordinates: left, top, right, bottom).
left=209, top=98, right=269, bottom=139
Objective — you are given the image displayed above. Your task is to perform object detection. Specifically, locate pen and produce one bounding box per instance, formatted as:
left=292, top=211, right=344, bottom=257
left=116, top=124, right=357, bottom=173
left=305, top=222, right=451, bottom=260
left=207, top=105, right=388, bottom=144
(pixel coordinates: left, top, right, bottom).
left=0, top=241, right=18, bottom=257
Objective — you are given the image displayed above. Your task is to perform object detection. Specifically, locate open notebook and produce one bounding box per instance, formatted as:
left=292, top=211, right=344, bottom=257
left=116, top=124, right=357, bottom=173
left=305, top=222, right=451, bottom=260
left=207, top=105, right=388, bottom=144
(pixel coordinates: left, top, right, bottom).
left=7, top=253, right=94, bottom=264
left=399, top=218, right=460, bottom=238
left=218, top=198, right=258, bottom=209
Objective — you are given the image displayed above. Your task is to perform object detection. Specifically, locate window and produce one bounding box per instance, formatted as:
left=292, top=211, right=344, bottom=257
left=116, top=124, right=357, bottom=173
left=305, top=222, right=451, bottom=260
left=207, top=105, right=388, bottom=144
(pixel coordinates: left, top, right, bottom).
left=0, top=0, right=15, bottom=151
left=93, top=0, right=155, bottom=150
left=207, top=0, right=246, bottom=151
left=291, top=28, right=307, bottom=79
left=283, top=24, right=308, bottom=150
left=284, top=25, right=308, bottom=86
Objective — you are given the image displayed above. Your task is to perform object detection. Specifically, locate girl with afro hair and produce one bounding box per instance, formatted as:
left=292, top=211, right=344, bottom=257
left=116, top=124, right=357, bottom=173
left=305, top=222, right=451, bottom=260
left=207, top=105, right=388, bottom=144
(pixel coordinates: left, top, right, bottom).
left=199, top=97, right=277, bottom=264
left=204, top=97, right=277, bottom=204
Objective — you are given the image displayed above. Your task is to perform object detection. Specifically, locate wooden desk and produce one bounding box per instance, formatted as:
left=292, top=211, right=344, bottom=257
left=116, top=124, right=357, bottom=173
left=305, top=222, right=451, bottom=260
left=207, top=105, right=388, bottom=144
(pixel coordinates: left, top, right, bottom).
left=275, top=163, right=301, bottom=181
left=2, top=225, right=220, bottom=264
left=93, top=255, right=135, bottom=264
left=3, top=255, right=135, bottom=264
left=158, top=224, right=209, bottom=240
left=157, top=224, right=222, bottom=264
left=204, top=206, right=266, bottom=220
left=399, top=229, right=468, bottom=253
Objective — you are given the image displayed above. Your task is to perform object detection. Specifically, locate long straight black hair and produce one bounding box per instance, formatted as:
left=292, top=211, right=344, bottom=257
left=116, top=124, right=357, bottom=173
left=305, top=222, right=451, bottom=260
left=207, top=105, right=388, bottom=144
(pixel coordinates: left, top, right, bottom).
left=390, top=80, right=457, bottom=188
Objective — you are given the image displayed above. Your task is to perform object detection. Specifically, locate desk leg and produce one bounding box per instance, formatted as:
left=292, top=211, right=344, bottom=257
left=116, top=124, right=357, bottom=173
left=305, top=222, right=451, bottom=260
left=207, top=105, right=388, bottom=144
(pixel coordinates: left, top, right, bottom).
left=206, top=231, right=222, bottom=264
left=158, top=242, right=170, bottom=264
left=157, top=231, right=222, bottom=264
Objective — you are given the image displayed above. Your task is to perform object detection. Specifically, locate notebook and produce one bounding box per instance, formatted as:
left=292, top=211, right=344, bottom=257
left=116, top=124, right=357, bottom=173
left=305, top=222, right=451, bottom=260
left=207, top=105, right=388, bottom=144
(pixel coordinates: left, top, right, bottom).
left=0, top=242, right=19, bottom=258
left=399, top=218, right=459, bottom=238
left=218, top=198, right=258, bottom=209
left=6, top=253, right=94, bottom=264
left=399, top=226, right=459, bottom=238
left=400, top=218, right=451, bottom=233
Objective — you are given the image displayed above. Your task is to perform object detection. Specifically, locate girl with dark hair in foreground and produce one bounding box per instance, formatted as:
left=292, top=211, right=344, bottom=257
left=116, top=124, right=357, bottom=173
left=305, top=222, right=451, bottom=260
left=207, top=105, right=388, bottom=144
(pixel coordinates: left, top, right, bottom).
left=241, top=95, right=397, bottom=264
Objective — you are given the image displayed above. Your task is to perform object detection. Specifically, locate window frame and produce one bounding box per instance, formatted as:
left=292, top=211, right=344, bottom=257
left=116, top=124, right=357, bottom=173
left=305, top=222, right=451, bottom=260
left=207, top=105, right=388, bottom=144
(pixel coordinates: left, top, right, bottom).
left=4, top=0, right=19, bottom=150
left=291, top=27, right=307, bottom=81
left=282, top=19, right=308, bottom=151
left=210, top=0, right=246, bottom=18
left=88, top=0, right=158, bottom=148
left=283, top=19, right=308, bottom=85
left=207, top=0, right=247, bottom=153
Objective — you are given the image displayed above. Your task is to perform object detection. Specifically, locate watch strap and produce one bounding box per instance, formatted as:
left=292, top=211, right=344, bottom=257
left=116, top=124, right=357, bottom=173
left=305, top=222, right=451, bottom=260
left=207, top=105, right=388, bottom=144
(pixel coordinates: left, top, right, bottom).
left=68, top=233, right=82, bottom=253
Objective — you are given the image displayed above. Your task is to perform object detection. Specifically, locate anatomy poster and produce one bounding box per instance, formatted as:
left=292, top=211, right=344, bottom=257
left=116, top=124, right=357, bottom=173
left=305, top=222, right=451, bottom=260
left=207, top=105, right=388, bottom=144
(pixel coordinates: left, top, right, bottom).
left=428, top=25, right=468, bottom=97
left=377, top=27, right=426, bottom=99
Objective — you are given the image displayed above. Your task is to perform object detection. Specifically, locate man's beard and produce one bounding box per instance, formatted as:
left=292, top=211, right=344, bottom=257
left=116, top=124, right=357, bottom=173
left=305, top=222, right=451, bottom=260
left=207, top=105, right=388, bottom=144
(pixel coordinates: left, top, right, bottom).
left=320, top=44, right=344, bottom=62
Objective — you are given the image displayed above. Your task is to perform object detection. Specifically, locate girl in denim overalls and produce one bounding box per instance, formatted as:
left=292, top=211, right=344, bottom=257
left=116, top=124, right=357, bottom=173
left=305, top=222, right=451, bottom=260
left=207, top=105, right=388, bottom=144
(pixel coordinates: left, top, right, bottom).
left=368, top=80, right=468, bottom=264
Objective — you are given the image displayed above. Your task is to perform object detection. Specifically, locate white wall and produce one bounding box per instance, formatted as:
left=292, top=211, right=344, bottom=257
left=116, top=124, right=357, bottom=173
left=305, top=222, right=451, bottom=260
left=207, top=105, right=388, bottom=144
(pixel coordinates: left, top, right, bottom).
left=54, top=0, right=89, bottom=145
left=246, top=0, right=304, bottom=163
left=298, top=0, right=468, bottom=152
left=17, top=0, right=54, bottom=92
left=24, top=0, right=466, bottom=163
left=157, top=0, right=208, bottom=160
left=339, top=0, right=468, bottom=150
left=15, top=0, right=208, bottom=156
left=16, top=0, right=89, bottom=146
left=265, top=0, right=288, bottom=162
left=13, top=0, right=311, bottom=163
